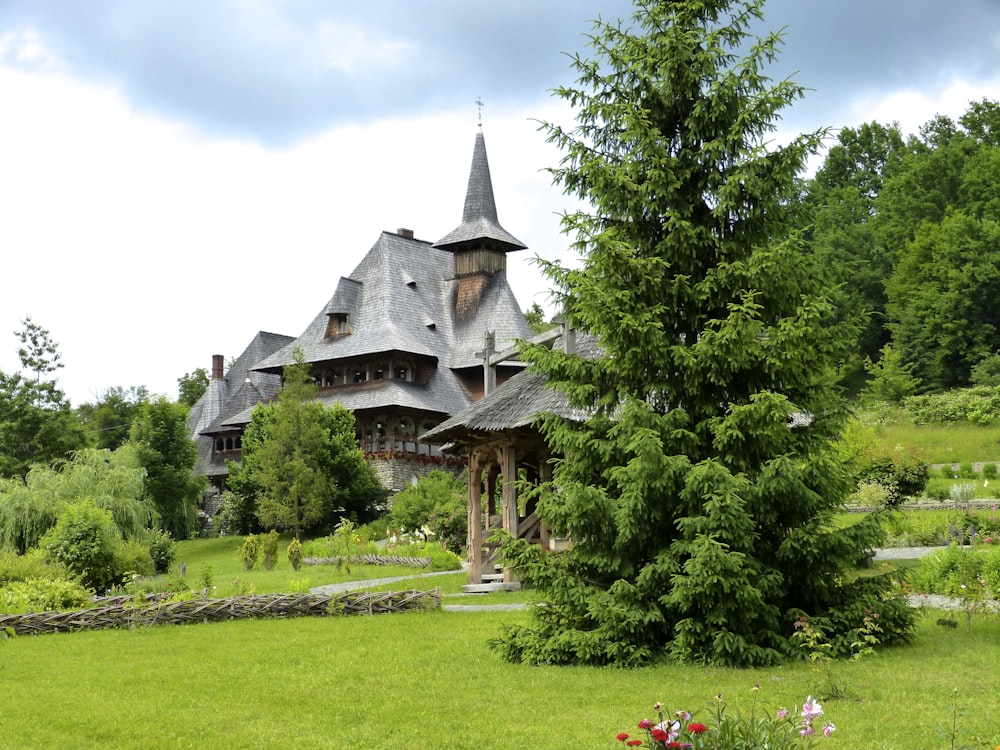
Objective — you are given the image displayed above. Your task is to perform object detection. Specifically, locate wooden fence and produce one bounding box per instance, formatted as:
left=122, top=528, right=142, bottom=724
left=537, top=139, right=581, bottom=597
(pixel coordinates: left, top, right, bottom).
left=0, top=589, right=440, bottom=636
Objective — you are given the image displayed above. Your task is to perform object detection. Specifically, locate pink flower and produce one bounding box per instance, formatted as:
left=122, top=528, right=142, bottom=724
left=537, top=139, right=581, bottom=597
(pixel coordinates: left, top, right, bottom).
left=776, top=708, right=788, bottom=718
left=801, top=696, right=823, bottom=720
left=800, top=724, right=815, bottom=737
left=823, top=722, right=836, bottom=737
left=638, top=719, right=652, bottom=730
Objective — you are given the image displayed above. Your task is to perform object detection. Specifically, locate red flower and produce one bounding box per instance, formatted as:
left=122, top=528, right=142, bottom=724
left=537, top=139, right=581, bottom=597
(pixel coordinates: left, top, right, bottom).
left=651, top=729, right=669, bottom=742
left=616, top=733, right=630, bottom=742
left=638, top=719, right=652, bottom=730
left=627, top=742, right=643, bottom=748
left=665, top=743, right=683, bottom=749
left=687, top=722, right=707, bottom=734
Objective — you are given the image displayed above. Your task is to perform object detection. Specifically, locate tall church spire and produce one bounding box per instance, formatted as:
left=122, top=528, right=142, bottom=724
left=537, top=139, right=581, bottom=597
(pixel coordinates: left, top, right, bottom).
left=433, top=130, right=527, bottom=254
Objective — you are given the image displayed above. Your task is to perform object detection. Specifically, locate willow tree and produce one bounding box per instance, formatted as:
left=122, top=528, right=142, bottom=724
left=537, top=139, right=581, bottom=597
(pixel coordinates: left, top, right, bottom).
left=494, top=0, right=912, bottom=667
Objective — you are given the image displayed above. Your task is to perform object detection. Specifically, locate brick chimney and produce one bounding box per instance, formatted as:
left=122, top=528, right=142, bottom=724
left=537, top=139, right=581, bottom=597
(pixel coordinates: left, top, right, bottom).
left=212, top=354, right=224, bottom=380
left=397, top=228, right=414, bottom=239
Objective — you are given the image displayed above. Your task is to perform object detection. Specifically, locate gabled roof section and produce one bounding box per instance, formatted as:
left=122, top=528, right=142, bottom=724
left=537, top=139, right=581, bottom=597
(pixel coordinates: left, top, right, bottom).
left=433, top=130, right=527, bottom=253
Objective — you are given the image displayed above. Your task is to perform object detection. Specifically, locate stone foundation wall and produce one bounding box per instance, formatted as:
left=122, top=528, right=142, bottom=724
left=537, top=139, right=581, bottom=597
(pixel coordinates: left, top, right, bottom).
left=369, top=456, right=464, bottom=494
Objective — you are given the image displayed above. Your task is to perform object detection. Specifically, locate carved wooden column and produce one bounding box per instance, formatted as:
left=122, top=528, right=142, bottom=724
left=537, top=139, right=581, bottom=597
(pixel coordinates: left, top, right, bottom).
left=499, top=443, right=519, bottom=583
left=467, top=449, right=484, bottom=585
left=539, top=450, right=553, bottom=550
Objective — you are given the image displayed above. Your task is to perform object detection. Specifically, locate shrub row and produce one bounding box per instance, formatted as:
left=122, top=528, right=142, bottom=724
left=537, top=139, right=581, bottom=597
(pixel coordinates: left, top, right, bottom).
left=903, top=386, right=1000, bottom=425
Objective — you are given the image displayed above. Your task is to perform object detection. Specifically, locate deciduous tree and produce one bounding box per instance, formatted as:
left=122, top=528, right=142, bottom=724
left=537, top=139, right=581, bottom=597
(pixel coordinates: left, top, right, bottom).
left=129, top=398, right=205, bottom=540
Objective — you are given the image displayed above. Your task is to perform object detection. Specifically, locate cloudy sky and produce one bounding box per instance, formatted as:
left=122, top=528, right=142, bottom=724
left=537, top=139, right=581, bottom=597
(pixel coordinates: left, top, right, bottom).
left=2, top=1, right=999, bottom=406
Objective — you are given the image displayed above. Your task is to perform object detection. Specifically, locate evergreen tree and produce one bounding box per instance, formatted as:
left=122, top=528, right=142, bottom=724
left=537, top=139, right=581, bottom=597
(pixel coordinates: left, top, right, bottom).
left=493, top=0, right=912, bottom=667
left=229, top=352, right=385, bottom=540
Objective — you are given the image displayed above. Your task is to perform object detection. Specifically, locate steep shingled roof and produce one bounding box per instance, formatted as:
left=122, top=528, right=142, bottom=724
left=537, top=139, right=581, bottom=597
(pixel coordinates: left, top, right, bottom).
left=421, top=333, right=601, bottom=445
left=433, top=130, right=527, bottom=252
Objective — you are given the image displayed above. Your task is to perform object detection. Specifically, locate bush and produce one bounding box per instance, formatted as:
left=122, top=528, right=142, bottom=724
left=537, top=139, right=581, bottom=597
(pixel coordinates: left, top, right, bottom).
left=240, top=535, right=259, bottom=571
left=0, top=549, right=70, bottom=585
left=0, top=577, right=92, bottom=613
left=958, top=462, right=977, bottom=479
left=261, top=530, right=279, bottom=571
left=41, top=502, right=124, bottom=593
left=287, top=538, right=303, bottom=571
left=144, top=528, right=176, bottom=574
left=854, top=450, right=929, bottom=504
left=939, top=465, right=956, bottom=479
left=389, top=470, right=468, bottom=552
left=983, top=462, right=998, bottom=480
left=903, top=386, right=1000, bottom=425
left=115, top=539, right=154, bottom=578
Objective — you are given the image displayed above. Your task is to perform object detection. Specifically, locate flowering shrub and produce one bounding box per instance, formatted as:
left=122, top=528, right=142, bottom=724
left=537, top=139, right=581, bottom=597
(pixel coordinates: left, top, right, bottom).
left=616, top=690, right=834, bottom=748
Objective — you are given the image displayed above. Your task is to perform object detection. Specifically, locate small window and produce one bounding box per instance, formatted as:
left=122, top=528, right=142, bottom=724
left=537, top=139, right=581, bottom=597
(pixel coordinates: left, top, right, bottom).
left=394, top=365, right=409, bottom=381
left=325, top=314, right=350, bottom=338
left=225, top=437, right=234, bottom=450
left=353, top=368, right=367, bottom=383
left=215, top=438, right=224, bottom=452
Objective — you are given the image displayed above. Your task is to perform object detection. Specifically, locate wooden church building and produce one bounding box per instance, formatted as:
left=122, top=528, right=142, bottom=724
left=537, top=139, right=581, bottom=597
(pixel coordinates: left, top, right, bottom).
left=186, top=129, right=533, bottom=501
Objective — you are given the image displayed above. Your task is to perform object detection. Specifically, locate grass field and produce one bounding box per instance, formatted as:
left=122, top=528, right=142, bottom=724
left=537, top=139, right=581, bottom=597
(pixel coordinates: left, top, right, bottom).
left=1, top=606, right=998, bottom=748
left=869, top=419, right=1000, bottom=466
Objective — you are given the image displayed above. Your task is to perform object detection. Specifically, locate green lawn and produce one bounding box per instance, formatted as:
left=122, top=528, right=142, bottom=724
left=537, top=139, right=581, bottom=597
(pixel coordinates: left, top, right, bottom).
left=870, top=419, right=1000, bottom=466
left=1, top=607, right=997, bottom=748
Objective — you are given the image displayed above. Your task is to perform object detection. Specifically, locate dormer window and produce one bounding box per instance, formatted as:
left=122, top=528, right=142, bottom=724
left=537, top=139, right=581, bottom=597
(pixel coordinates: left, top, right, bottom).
left=326, top=313, right=350, bottom=338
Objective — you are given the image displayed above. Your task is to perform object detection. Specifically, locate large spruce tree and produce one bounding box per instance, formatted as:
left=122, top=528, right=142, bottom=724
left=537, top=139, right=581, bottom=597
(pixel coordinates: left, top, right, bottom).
left=493, top=0, right=912, bottom=667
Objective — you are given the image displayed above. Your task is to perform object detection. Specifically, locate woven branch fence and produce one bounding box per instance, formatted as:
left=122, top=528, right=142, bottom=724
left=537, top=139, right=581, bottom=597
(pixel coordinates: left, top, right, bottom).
left=0, top=589, right=440, bottom=636
left=302, top=554, right=432, bottom=568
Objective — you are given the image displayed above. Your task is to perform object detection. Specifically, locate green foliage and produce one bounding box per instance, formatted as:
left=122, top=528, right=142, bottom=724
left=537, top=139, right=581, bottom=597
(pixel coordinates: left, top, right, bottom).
left=0, top=319, right=88, bottom=478
left=904, top=386, right=1000, bottom=425
left=143, top=527, right=176, bottom=574
left=287, top=537, right=303, bottom=571
left=240, top=535, right=259, bottom=571
left=853, top=448, right=929, bottom=504
left=0, top=447, right=152, bottom=553
left=970, top=354, right=1000, bottom=386
left=620, top=690, right=836, bottom=747
left=261, top=530, right=279, bottom=571
left=0, top=548, right=71, bottom=585
left=176, top=367, right=209, bottom=408
left=129, top=397, right=206, bottom=540
left=492, top=0, right=912, bottom=667
left=861, top=344, right=919, bottom=406
left=882, top=102, right=1000, bottom=390
left=229, top=351, right=385, bottom=539
left=0, top=577, right=91, bottom=613
left=983, top=462, right=998, bottom=479
left=75, top=386, right=149, bottom=451
left=41, top=502, right=123, bottom=593
left=115, top=539, right=155, bottom=578
left=389, top=470, right=467, bottom=553
left=523, top=302, right=554, bottom=335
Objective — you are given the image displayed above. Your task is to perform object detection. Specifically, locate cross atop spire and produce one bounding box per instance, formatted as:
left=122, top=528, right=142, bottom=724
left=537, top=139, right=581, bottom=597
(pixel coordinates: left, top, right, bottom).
left=475, top=97, right=484, bottom=128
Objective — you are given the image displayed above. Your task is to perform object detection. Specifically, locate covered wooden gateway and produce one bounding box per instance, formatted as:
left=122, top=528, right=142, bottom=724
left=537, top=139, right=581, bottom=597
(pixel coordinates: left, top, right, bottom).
left=422, top=325, right=590, bottom=590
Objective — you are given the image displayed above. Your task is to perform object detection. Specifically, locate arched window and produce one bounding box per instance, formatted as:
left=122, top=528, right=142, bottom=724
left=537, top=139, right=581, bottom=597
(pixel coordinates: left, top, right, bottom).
left=394, top=363, right=410, bottom=381
left=225, top=437, right=234, bottom=451
left=215, top=438, right=224, bottom=452
left=353, top=367, right=367, bottom=383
